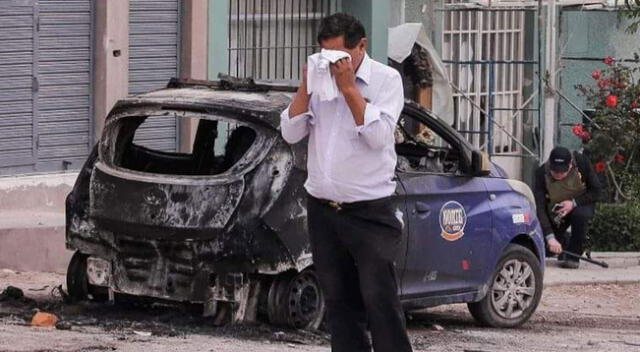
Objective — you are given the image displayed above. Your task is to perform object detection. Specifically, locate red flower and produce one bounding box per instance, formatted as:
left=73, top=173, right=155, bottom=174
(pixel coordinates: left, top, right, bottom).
left=572, top=124, right=584, bottom=136
left=597, top=79, right=609, bottom=90
left=632, top=101, right=639, bottom=109
left=592, top=70, right=602, bottom=80
left=571, top=124, right=591, bottom=142
left=606, top=94, right=618, bottom=108
left=615, top=153, right=625, bottom=164
left=604, top=56, right=616, bottom=66
left=595, top=161, right=607, bottom=173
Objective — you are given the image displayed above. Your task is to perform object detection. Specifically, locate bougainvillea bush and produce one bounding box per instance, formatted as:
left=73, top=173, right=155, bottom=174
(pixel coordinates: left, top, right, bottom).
left=575, top=54, right=640, bottom=203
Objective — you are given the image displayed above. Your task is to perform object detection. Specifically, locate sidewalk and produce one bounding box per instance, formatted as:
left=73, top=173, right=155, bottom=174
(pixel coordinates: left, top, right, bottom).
left=544, top=252, right=640, bottom=286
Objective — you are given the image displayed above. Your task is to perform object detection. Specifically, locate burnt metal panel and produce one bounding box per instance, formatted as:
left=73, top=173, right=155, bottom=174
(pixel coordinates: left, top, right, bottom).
left=90, top=162, right=245, bottom=238
left=128, top=0, right=180, bottom=152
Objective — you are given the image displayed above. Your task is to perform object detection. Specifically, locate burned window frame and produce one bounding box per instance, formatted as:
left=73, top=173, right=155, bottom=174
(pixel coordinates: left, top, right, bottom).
left=99, top=107, right=277, bottom=179
left=395, top=106, right=471, bottom=176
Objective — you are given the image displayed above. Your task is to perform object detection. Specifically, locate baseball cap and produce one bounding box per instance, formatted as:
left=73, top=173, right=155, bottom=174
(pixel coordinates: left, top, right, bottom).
left=549, top=147, right=572, bottom=172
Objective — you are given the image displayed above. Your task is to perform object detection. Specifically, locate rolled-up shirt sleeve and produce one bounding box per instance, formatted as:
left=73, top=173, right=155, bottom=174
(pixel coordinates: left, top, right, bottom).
left=355, top=71, right=404, bottom=150
left=280, top=105, right=314, bottom=144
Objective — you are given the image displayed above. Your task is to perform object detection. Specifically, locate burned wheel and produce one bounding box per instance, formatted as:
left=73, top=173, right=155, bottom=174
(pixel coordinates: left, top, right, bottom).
left=267, top=269, right=325, bottom=330
left=468, top=244, right=543, bottom=328
left=66, top=251, right=108, bottom=303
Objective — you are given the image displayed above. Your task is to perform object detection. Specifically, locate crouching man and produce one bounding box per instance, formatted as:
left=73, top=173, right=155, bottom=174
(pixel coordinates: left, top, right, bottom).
left=534, top=147, right=602, bottom=269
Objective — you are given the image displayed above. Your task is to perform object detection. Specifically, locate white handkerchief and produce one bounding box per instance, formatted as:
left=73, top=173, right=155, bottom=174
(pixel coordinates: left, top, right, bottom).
left=307, top=49, right=351, bottom=102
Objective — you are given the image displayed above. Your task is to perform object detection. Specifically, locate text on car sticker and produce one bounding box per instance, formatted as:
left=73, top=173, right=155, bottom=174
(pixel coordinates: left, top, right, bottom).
left=439, top=201, right=467, bottom=242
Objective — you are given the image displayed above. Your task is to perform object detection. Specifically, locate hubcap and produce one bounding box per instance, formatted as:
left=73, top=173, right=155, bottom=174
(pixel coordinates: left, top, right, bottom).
left=490, top=259, right=536, bottom=319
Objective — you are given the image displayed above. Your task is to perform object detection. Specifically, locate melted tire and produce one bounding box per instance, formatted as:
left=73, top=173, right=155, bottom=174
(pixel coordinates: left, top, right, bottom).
left=267, top=269, right=326, bottom=330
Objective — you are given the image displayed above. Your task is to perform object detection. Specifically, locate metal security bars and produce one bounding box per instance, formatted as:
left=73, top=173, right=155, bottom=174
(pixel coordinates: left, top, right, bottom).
left=439, top=2, right=542, bottom=178
left=228, top=0, right=339, bottom=81
left=443, top=4, right=525, bottom=154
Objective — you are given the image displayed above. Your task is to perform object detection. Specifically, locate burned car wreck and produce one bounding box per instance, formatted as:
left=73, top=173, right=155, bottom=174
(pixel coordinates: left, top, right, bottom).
left=66, top=77, right=546, bottom=330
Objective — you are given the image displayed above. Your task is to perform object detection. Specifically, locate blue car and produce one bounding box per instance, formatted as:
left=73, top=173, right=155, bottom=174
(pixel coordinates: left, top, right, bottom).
left=65, top=78, right=545, bottom=331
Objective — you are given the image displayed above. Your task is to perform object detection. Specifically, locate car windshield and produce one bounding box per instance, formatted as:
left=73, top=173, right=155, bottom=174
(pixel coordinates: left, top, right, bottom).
left=107, top=112, right=263, bottom=176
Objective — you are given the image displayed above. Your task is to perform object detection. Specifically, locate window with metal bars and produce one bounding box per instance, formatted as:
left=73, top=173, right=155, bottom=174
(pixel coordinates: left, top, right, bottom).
left=227, top=0, right=340, bottom=81
left=441, top=1, right=526, bottom=156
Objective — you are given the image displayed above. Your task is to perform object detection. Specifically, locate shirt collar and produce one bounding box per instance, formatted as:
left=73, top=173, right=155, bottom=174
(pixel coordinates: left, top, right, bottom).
left=355, top=53, right=372, bottom=85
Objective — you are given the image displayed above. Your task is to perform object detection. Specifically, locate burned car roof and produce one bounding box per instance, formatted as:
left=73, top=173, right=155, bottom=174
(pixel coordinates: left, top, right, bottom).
left=109, top=80, right=297, bottom=129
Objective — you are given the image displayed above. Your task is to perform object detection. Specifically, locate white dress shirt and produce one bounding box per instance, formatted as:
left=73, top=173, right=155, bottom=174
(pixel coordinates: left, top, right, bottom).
left=280, top=53, right=404, bottom=203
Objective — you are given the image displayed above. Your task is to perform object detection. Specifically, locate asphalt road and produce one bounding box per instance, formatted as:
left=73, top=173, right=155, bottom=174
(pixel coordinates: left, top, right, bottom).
left=1, top=270, right=639, bottom=352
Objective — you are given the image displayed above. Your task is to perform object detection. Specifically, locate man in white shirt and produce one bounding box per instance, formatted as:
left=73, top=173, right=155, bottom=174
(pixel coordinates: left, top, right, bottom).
left=280, top=13, right=413, bottom=352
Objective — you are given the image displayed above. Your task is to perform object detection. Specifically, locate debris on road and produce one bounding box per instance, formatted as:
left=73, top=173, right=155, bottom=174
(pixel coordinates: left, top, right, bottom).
left=55, top=321, right=72, bottom=330
left=272, top=331, right=307, bottom=345
left=27, top=285, right=51, bottom=292
left=31, top=311, right=59, bottom=328
left=1, top=286, right=24, bottom=300
left=133, top=330, right=152, bottom=337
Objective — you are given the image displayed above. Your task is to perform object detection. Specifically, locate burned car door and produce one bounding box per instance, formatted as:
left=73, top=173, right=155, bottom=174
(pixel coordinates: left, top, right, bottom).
left=394, top=110, right=493, bottom=299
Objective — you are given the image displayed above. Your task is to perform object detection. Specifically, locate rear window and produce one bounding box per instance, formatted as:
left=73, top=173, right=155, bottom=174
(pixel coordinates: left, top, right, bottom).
left=107, top=112, right=262, bottom=176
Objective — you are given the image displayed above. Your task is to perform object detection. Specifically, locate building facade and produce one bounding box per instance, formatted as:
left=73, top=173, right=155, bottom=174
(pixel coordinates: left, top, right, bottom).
left=0, top=0, right=208, bottom=177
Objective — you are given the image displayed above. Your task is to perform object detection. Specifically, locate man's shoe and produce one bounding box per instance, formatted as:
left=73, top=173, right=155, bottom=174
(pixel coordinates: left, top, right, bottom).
left=559, top=260, right=580, bottom=269
left=557, top=253, right=566, bottom=261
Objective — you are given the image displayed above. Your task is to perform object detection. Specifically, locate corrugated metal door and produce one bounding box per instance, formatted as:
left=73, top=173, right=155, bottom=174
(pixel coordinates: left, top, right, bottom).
left=0, top=0, right=92, bottom=175
left=0, top=1, right=36, bottom=172
left=129, top=0, right=180, bottom=152
left=37, top=0, right=92, bottom=171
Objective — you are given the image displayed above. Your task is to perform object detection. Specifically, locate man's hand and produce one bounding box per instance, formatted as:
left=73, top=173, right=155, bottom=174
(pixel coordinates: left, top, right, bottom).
left=556, top=200, right=575, bottom=218
left=548, top=238, right=563, bottom=254
left=330, top=58, right=357, bottom=94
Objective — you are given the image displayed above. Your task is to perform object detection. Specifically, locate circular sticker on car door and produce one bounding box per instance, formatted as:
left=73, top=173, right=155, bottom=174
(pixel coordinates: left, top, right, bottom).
left=439, top=201, right=467, bottom=241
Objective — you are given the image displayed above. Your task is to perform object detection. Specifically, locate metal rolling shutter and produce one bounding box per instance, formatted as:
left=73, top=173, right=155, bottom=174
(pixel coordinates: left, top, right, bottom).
left=36, top=0, right=92, bottom=171
left=0, top=2, right=36, bottom=172
left=129, top=0, right=179, bottom=152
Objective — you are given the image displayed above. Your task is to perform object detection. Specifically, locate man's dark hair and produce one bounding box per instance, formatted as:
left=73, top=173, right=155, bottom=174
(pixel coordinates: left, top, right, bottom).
left=317, top=13, right=366, bottom=49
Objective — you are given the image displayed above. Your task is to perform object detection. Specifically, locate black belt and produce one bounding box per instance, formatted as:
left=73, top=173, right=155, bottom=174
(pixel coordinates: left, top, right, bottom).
left=309, top=195, right=392, bottom=211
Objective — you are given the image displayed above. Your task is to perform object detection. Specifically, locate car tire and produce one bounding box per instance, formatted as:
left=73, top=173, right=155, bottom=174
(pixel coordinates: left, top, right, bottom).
left=267, top=269, right=326, bottom=330
left=66, top=251, right=108, bottom=303
left=467, top=243, right=543, bottom=328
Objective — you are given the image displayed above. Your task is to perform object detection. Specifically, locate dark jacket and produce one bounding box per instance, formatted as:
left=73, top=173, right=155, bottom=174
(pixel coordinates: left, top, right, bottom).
left=534, top=151, right=603, bottom=236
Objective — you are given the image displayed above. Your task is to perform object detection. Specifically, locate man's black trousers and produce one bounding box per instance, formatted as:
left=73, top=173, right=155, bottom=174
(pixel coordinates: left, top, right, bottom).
left=553, top=204, right=595, bottom=260
left=307, top=195, right=413, bottom=352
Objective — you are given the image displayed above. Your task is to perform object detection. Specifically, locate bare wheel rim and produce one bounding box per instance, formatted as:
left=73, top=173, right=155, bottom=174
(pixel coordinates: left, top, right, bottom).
left=490, top=258, right=536, bottom=320
left=287, top=272, right=323, bottom=328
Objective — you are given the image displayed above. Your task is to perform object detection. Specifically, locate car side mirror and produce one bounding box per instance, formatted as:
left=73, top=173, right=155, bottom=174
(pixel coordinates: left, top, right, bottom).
left=471, top=150, right=491, bottom=176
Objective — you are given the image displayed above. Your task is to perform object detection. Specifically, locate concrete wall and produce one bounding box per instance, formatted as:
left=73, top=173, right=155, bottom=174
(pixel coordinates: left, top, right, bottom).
left=558, top=9, right=639, bottom=150
left=402, top=0, right=438, bottom=38
left=179, top=0, right=209, bottom=153
left=93, top=0, right=130, bottom=142
left=0, top=173, right=77, bottom=272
